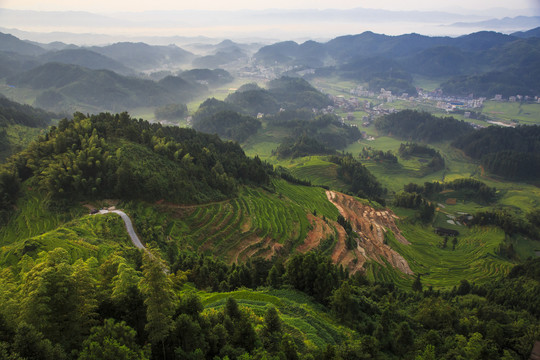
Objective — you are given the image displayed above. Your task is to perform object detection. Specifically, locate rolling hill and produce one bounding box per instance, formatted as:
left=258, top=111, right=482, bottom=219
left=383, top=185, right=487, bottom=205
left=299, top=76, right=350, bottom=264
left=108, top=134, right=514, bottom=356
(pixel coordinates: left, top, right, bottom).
left=0, top=31, right=46, bottom=56
left=90, top=42, right=195, bottom=71
left=38, top=48, right=135, bottom=75
left=6, top=63, right=204, bottom=112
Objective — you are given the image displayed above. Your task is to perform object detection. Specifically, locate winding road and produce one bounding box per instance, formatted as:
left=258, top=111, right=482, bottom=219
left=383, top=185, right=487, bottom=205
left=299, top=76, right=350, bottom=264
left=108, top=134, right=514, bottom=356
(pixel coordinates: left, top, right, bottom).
left=96, top=209, right=145, bottom=250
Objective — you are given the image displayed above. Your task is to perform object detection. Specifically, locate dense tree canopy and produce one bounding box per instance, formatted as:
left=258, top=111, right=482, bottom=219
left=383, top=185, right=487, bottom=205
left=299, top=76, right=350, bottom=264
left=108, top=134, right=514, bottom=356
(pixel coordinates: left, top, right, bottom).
left=375, top=110, right=473, bottom=142
left=452, top=125, right=540, bottom=180
left=0, top=112, right=271, bottom=217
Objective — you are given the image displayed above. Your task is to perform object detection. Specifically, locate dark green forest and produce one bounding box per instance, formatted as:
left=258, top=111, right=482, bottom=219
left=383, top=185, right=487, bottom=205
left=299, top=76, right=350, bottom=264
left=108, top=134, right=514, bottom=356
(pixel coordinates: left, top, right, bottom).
left=0, top=112, right=270, bottom=222
left=452, top=125, right=540, bottom=180
left=192, top=110, right=261, bottom=143
left=273, top=135, right=336, bottom=159
left=375, top=110, right=473, bottom=142
left=0, top=243, right=538, bottom=360
left=225, top=77, right=333, bottom=116
left=328, top=154, right=386, bottom=203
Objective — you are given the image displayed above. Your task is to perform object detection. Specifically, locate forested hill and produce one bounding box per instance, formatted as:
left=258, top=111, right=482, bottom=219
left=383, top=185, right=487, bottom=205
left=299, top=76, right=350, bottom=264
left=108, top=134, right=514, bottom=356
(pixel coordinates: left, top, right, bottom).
left=224, top=76, right=333, bottom=116
left=0, top=95, right=55, bottom=128
left=0, top=96, right=56, bottom=160
left=375, top=110, right=474, bottom=142
left=453, top=125, right=540, bottom=180
left=0, top=112, right=270, bottom=220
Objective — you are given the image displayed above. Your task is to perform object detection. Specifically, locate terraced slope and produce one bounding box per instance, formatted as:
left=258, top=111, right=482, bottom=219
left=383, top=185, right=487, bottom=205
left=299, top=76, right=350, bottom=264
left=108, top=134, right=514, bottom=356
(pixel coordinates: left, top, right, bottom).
left=200, top=288, right=351, bottom=349
left=161, top=185, right=311, bottom=262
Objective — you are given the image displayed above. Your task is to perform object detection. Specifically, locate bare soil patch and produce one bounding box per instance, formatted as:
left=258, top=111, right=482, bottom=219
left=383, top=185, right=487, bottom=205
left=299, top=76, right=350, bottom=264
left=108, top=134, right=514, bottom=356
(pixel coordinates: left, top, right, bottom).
left=326, top=191, right=413, bottom=275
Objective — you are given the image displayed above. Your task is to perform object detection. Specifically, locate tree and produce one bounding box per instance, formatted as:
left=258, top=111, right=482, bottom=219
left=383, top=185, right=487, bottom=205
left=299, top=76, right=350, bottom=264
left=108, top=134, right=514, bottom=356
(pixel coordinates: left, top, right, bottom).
left=12, top=322, right=66, bottom=360
left=71, top=258, right=99, bottom=345
left=261, top=307, right=283, bottom=354
left=139, top=248, right=176, bottom=359
left=281, top=334, right=299, bottom=360
left=18, top=249, right=79, bottom=348
left=78, top=319, right=150, bottom=360
left=172, top=314, right=207, bottom=357
left=416, top=344, right=436, bottom=360
left=394, top=321, right=414, bottom=355
left=412, top=274, right=422, bottom=292
left=457, top=279, right=471, bottom=295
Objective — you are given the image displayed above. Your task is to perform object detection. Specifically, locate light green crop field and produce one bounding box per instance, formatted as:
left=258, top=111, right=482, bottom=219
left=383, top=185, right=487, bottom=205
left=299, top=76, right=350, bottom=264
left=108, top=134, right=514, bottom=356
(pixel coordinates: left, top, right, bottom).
left=273, top=179, right=340, bottom=220
left=311, top=77, right=361, bottom=96
left=375, top=222, right=516, bottom=289
left=283, top=157, right=349, bottom=192
left=482, top=100, right=540, bottom=125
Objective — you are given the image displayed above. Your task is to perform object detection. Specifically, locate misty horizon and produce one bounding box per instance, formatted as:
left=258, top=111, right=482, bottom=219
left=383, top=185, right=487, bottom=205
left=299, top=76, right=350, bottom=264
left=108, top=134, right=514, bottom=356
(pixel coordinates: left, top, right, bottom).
left=0, top=5, right=539, bottom=46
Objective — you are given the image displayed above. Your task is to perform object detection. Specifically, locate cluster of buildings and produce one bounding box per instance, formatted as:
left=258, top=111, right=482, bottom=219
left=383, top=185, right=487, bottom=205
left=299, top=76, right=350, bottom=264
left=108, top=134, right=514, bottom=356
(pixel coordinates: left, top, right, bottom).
left=418, top=89, right=486, bottom=111
left=494, top=94, right=540, bottom=103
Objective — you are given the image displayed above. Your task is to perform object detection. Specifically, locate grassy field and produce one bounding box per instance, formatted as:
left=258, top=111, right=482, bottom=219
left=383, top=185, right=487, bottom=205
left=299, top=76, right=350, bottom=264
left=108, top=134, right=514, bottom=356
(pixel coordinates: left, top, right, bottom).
left=281, top=157, right=350, bottom=192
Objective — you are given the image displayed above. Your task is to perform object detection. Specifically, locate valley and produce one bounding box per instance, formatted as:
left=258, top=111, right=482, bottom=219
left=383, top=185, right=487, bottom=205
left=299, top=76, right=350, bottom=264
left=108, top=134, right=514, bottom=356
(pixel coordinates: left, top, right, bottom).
left=0, top=22, right=539, bottom=360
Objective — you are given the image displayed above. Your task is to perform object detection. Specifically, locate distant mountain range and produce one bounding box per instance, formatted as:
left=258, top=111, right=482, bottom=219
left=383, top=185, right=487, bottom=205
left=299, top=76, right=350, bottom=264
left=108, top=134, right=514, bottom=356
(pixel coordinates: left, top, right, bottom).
left=1, top=26, right=540, bottom=112
left=254, top=28, right=540, bottom=97
left=1, top=7, right=539, bottom=41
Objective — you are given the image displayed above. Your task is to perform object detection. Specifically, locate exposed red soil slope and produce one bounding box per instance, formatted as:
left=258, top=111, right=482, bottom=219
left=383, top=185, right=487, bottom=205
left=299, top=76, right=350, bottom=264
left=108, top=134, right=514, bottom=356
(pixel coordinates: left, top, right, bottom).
left=326, top=191, right=413, bottom=275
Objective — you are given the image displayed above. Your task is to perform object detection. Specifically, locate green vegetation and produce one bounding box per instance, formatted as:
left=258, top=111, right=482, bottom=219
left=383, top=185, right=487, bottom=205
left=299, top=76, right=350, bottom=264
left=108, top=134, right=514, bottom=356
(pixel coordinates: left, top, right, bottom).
left=0, top=112, right=270, bottom=228
left=328, top=154, right=386, bottom=203
left=398, top=142, right=445, bottom=175
left=154, top=103, right=188, bottom=121
left=337, top=56, right=417, bottom=96
left=0, top=95, right=55, bottom=160
left=192, top=109, right=261, bottom=142
left=481, top=100, right=540, bottom=125
left=273, top=135, right=336, bottom=159
left=453, top=125, right=540, bottom=180
left=375, top=110, right=473, bottom=142
left=0, top=241, right=538, bottom=360
left=179, top=68, right=233, bottom=87
left=123, top=184, right=312, bottom=263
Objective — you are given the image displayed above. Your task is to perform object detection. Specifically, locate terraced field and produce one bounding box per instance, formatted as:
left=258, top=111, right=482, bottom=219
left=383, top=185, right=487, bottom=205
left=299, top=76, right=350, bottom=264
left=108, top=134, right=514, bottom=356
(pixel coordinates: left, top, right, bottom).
left=379, top=222, right=515, bottom=289
left=0, top=191, right=85, bottom=246
left=284, top=157, right=349, bottom=191
left=0, top=212, right=131, bottom=267
left=156, top=185, right=313, bottom=262
left=200, top=287, right=351, bottom=349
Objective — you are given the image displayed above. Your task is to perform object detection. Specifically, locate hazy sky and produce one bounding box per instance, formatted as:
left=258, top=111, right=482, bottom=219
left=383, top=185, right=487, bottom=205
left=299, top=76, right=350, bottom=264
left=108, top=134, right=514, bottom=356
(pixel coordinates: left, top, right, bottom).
left=1, top=0, right=539, bottom=43
left=1, top=0, right=538, bottom=12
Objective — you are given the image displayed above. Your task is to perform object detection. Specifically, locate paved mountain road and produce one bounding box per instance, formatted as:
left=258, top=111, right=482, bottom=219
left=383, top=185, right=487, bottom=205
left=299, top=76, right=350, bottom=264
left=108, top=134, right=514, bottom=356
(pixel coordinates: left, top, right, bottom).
left=96, top=209, right=145, bottom=250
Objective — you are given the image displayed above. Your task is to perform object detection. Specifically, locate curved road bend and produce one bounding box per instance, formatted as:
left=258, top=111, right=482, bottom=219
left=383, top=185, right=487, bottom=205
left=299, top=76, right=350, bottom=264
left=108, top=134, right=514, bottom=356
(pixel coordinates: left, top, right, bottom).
left=96, top=209, right=145, bottom=250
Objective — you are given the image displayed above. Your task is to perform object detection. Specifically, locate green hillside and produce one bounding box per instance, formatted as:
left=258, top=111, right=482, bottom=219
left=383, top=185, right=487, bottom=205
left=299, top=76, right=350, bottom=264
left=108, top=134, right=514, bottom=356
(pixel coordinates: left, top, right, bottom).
left=0, top=108, right=538, bottom=359
left=6, top=63, right=205, bottom=112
